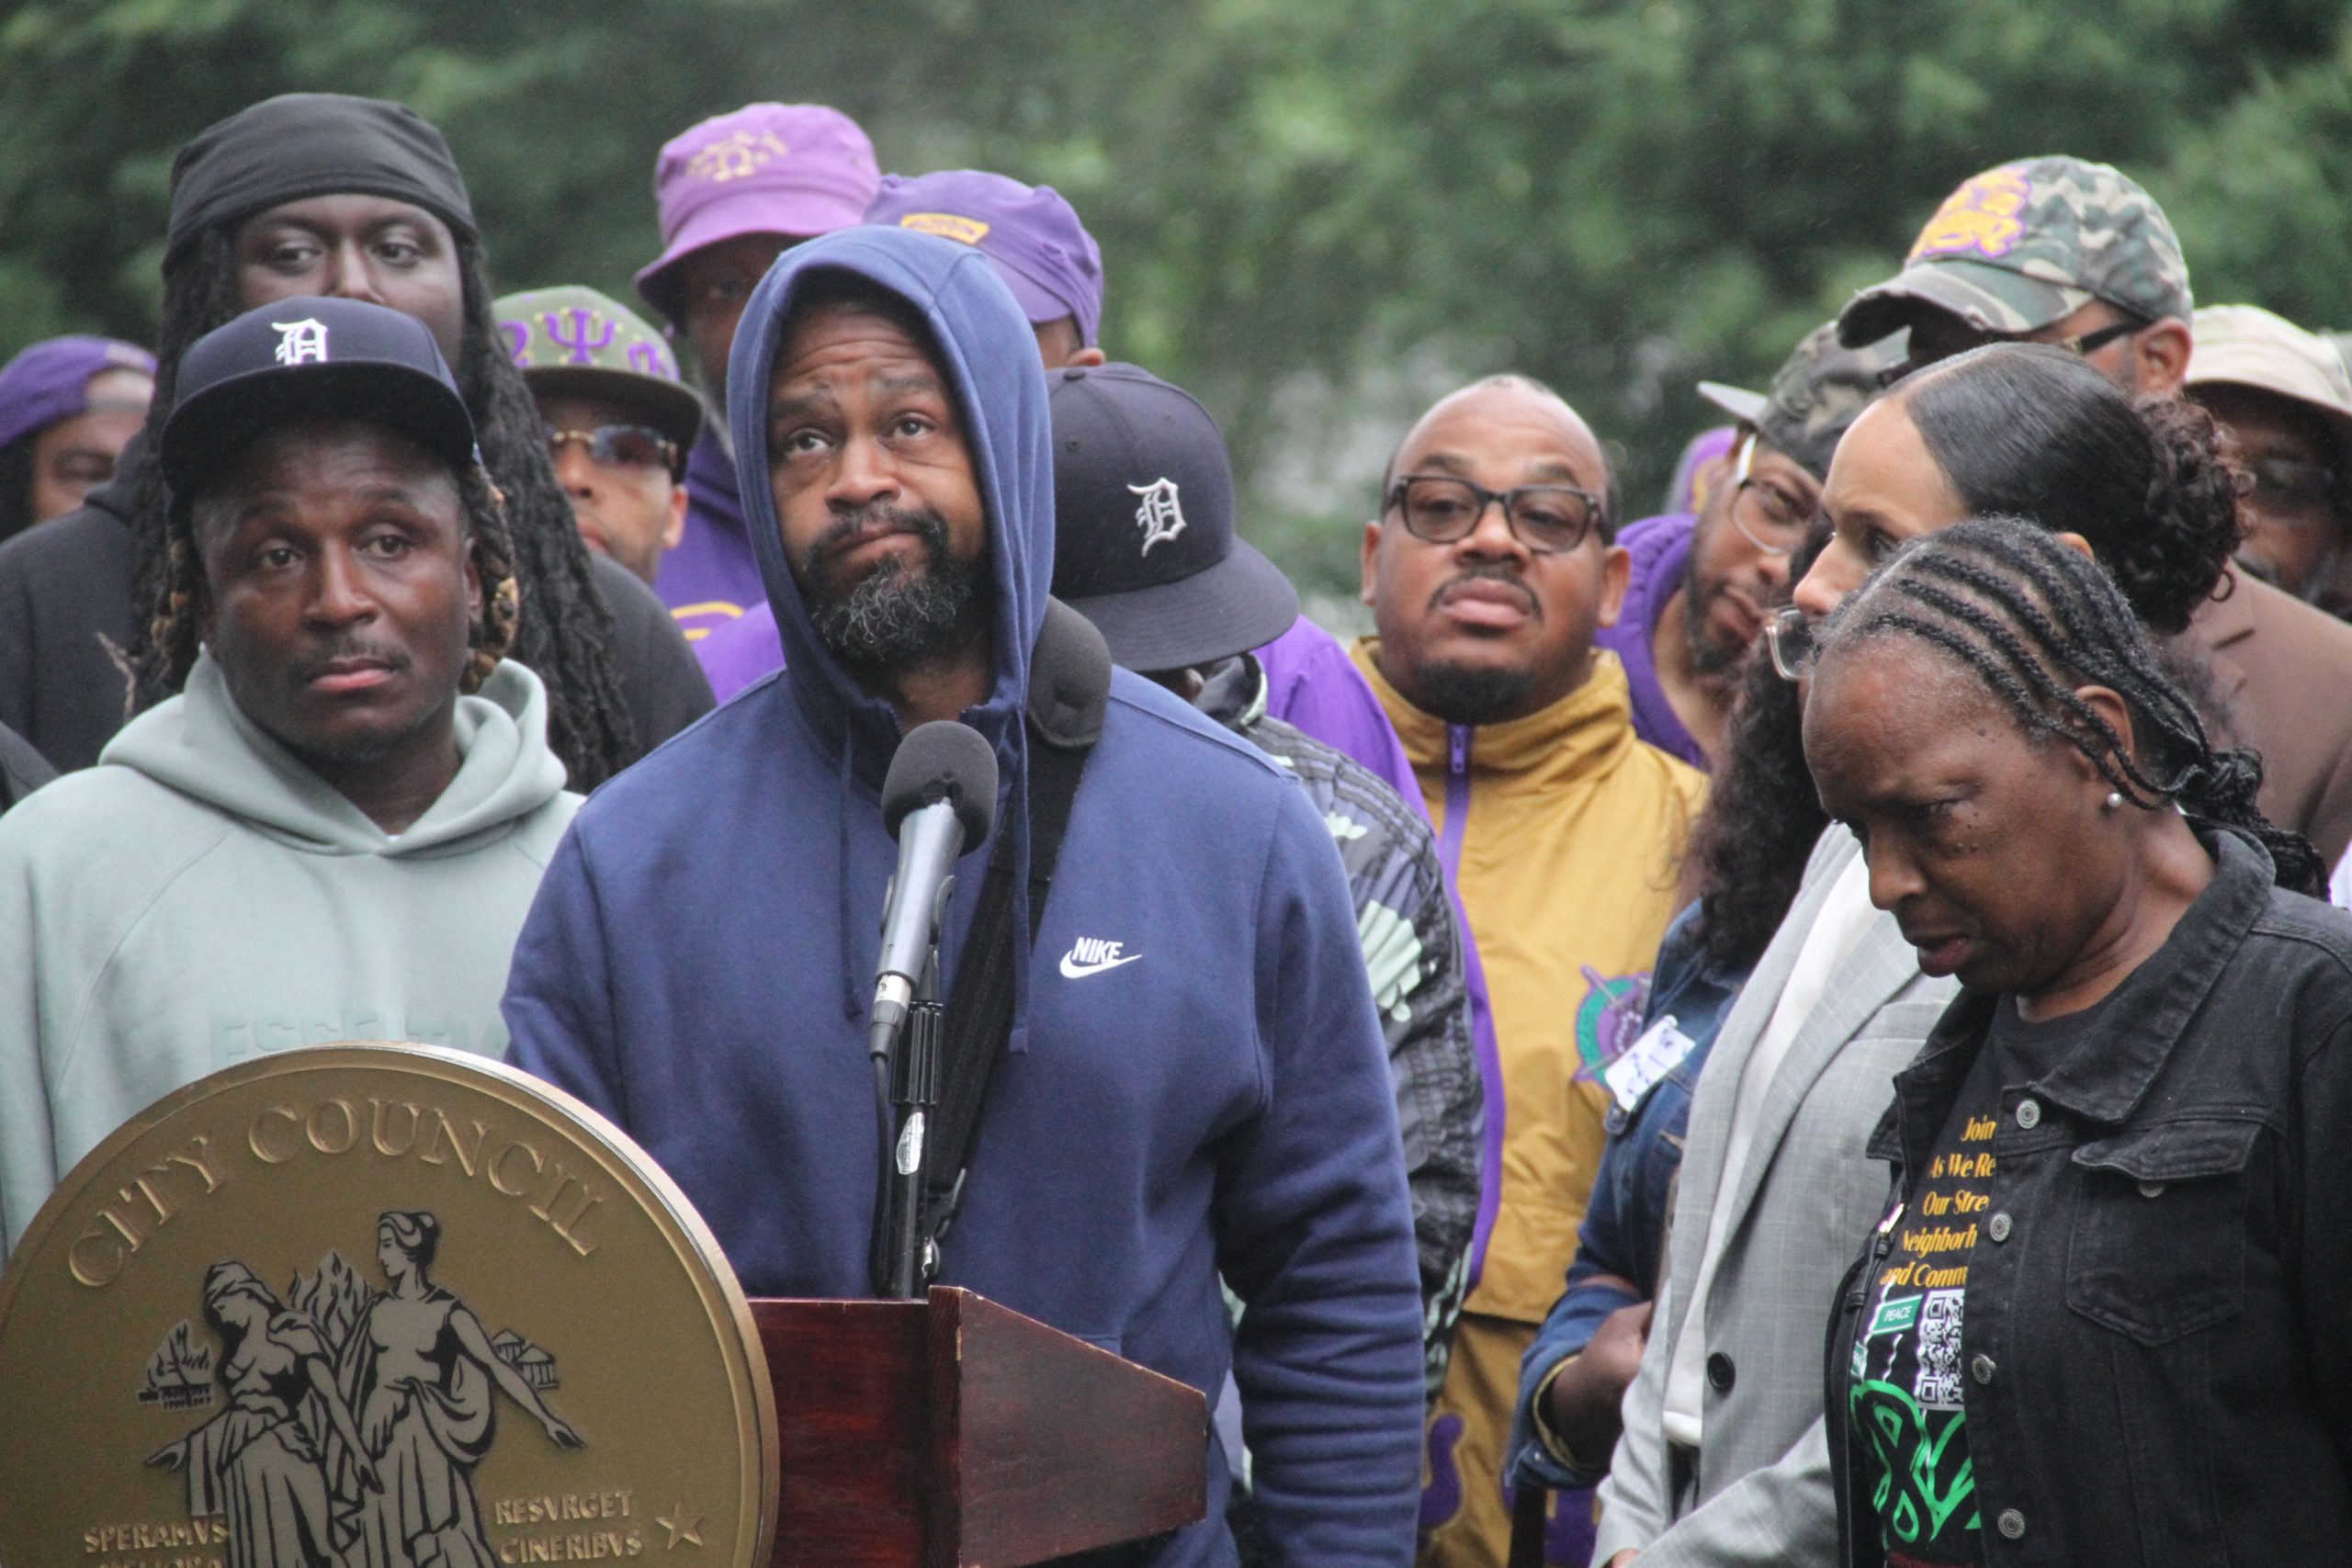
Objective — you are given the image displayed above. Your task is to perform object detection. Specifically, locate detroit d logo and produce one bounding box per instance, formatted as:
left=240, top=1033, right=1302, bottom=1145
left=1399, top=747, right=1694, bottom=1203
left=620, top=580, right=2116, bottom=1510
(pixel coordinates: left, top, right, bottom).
left=272, top=319, right=330, bottom=367
left=1128, top=478, right=1187, bottom=556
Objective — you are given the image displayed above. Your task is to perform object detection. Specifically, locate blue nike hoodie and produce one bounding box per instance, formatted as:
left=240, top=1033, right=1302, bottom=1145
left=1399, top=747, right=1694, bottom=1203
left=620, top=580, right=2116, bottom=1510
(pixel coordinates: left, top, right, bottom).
left=503, top=227, right=1421, bottom=1563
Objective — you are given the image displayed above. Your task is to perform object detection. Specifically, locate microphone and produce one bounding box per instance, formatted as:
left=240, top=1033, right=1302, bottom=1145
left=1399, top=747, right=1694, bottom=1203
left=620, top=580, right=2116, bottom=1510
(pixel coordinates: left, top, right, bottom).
left=869, top=721, right=999, bottom=1060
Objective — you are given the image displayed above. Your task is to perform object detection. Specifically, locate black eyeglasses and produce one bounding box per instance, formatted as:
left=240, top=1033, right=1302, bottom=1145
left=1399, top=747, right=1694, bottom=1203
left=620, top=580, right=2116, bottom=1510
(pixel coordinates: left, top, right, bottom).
left=1877, top=315, right=2147, bottom=389
left=1726, top=434, right=1817, bottom=557
left=1385, top=473, right=1603, bottom=554
left=546, top=423, right=680, bottom=473
left=2245, top=456, right=2340, bottom=519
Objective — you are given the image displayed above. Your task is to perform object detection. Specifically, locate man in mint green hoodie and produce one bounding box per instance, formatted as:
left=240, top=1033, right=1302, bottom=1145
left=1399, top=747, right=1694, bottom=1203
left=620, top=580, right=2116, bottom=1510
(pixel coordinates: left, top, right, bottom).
left=0, top=297, right=580, bottom=1253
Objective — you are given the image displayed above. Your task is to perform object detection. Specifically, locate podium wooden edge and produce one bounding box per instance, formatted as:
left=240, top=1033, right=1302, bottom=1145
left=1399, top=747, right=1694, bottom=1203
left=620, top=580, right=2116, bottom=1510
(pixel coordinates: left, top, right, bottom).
left=925, top=1287, right=1206, bottom=1566
left=748, top=1289, right=1206, bottom=1567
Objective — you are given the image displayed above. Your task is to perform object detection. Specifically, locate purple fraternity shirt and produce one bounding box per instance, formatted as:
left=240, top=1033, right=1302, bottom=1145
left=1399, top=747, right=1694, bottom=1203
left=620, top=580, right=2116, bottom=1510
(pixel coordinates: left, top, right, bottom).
left=657, top=428, right=768, bottom=644
left=695, top=599, right=786, bottom=703
left=1253, top=615, right=1424, bottom=810
left=1595, top=513, right=1707, bottom=771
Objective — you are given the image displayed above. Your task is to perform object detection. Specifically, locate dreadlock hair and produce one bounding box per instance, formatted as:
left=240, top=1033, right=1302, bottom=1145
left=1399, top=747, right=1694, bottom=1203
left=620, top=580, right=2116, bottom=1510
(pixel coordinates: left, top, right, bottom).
left=1680, top=522, right=1833, bottom=971
left=1814, top=515, right=2324, bottom=896
left=0, top=436, right=35, bottom=547
left=128, top=227, right=639, bottom=786
left=1895, top=343, right=2243, bottom=636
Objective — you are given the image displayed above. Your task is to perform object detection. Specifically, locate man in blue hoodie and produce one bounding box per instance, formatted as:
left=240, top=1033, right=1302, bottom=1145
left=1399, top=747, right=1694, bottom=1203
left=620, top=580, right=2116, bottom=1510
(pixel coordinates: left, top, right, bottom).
left=502, top=226, right=1424, bottom=1564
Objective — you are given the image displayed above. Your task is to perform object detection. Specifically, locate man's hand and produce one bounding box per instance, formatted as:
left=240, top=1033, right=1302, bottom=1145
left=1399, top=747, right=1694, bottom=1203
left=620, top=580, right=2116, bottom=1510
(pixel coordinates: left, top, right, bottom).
left=1607, top=1551, right=1640, bottom=1567
left=1538, top=1296, right=1654, bottom=1469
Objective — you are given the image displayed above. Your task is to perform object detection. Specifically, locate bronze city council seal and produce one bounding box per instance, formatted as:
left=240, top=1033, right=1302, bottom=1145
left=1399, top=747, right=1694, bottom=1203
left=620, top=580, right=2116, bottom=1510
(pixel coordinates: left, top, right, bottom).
left=0, top=1043, right=776, bottom=1568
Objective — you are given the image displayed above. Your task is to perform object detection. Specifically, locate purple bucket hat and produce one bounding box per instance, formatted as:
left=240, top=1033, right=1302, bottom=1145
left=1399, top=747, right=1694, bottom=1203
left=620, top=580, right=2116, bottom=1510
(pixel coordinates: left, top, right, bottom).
left=865, top=171, right=1105, bottom=346
left=635, top=103, right=880, bottom=321
left=0, top=335, right=157, bottom=451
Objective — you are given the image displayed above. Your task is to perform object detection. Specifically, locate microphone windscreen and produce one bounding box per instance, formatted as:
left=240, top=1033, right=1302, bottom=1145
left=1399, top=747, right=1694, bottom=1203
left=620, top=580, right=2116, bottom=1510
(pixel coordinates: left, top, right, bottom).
left=881, top=721, right=999, bottom=846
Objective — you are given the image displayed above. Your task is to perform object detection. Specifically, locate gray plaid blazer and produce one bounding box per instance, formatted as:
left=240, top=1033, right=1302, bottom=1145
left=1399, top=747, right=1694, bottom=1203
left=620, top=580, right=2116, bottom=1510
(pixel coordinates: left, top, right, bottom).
left=1592, top=828, right=1958, bottom=1567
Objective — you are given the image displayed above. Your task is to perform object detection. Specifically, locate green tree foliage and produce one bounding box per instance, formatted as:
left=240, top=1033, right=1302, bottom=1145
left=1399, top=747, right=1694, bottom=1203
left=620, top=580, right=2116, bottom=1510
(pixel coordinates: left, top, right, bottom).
left=4, top=0, right=2348, bottom=592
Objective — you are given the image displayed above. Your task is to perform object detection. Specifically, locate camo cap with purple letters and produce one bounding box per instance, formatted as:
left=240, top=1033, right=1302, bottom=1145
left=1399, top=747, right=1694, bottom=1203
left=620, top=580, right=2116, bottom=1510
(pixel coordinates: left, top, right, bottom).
left=1838, top=156, right=2192, bottom=348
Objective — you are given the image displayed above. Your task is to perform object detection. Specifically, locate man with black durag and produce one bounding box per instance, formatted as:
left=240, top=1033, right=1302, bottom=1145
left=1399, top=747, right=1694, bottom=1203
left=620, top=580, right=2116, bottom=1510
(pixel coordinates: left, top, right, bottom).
left=0, top=92, right=710, bottom=783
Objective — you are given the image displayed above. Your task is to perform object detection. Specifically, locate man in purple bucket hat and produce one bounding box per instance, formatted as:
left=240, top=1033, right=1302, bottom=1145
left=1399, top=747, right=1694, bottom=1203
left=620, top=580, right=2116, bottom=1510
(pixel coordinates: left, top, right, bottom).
left=636, top=103, right=879, bottom=641
left=0, top=336, right=155, bottom=546
left=866, top=170, right=1108, bottom=370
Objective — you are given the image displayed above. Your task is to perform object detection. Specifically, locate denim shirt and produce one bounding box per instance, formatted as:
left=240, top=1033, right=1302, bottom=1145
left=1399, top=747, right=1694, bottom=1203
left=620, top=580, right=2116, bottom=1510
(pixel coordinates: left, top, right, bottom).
left=1505, top=902, right=1749, bottom=1491
left=1826, top=831, right=2352, bottom=1567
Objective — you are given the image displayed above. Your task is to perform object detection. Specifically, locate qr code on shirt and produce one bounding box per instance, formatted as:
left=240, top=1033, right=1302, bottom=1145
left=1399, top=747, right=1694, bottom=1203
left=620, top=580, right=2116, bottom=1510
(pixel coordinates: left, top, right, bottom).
left=1914, top=1289, right=1965, bottom=1408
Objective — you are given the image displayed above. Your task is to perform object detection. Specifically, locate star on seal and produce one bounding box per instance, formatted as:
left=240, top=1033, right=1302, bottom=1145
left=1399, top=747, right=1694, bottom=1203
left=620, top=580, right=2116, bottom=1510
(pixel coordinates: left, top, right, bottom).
left=656, top=1505, right=707, bottom=1550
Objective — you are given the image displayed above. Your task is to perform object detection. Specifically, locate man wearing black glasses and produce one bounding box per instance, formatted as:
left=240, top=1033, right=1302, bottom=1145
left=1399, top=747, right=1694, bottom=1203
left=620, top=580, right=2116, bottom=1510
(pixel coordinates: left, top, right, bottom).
left=1353, top=375, right=1706, bottom=1568
left=1599, top=325, right=1903, bottom=768
left=1836, top=155, right=2193, bottom=397
left=496, top=288, right=702, bottom=596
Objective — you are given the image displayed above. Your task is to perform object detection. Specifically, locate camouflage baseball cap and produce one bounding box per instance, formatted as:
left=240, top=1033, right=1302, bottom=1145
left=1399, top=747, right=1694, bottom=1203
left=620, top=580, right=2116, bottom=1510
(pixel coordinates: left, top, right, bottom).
left=1696, top=322, right=1909, bottom=480
left=1837, top=156, right=2192, bottom=347
left=494, top=285, right=706, bottom=459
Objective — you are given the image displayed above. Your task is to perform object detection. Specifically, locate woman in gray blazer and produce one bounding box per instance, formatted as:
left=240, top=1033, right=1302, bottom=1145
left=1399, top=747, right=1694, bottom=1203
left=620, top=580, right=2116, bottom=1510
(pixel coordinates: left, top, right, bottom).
left=1594, top=342, right=2248, bottom=1568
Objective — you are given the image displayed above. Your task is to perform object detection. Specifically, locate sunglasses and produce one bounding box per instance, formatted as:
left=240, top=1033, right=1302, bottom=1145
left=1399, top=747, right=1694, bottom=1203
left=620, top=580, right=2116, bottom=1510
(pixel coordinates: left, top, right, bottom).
left=1876, top=316, right=2146, bottom=390
left=2245, top=455, right=2340, bottom=519
left=546, top=423, right=680, bottom=474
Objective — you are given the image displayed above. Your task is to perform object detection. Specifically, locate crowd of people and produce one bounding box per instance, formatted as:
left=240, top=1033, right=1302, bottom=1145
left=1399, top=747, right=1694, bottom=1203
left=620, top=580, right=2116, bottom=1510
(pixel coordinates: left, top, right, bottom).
left=0, top=90, right=2346, bottom=1568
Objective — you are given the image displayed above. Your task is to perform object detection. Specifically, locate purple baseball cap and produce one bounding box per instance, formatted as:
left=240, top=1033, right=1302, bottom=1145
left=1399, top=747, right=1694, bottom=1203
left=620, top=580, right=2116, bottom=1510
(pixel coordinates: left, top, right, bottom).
left=636, top=104, right=880, bottom=321
left=0, top=335, right=157, bottom=451
left=865, top=171, right=1105, bottom=346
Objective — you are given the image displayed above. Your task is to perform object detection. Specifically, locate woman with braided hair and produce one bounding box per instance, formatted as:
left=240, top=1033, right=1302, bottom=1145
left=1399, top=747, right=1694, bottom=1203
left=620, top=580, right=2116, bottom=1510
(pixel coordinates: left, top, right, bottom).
left=1589, top=349, right=2272, bottom=1568
left=0, top=93, right=710, bottom=783
left=1809, top=517, right=2348, bottom=1567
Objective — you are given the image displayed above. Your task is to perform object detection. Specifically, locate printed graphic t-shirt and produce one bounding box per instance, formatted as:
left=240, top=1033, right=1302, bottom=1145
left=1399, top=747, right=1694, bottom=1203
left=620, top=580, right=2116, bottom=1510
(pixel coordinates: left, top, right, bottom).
left=1849, top=996, right=2107, bottom=1568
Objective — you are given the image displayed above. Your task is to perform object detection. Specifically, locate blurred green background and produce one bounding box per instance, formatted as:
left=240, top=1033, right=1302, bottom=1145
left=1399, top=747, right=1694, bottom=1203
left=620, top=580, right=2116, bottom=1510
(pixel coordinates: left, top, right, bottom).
left=7, top=0, right=2352, bottom=607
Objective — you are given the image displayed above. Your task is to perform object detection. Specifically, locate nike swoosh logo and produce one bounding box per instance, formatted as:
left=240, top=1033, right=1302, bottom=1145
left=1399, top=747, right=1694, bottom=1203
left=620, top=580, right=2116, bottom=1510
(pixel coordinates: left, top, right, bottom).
left=1059, top=952, right=1143, bottom=979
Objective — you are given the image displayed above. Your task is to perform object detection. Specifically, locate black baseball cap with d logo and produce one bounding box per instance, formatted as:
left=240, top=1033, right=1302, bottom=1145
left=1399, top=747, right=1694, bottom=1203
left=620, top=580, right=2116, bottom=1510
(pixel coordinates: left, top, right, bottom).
left=1047, top=364, right=1298, bottom=672
left=161, top=295, right=478, bottom=505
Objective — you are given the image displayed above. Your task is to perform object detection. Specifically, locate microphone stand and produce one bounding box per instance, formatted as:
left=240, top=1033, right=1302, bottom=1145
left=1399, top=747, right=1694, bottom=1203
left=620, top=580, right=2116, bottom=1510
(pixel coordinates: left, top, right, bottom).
left=882, top=941, right=944, bottom=1300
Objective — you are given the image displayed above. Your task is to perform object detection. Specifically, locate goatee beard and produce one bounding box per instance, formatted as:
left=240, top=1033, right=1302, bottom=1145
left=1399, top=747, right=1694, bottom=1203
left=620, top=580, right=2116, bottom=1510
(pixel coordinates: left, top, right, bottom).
left=1408, top=660, right=1535, bottom=726
left=802, top=506, right=987, bottom=674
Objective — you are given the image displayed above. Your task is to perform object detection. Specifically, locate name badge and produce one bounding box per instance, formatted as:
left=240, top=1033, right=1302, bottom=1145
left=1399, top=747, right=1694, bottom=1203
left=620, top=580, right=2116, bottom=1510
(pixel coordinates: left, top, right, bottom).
left=1602, top=1014, right=1697, bottom=1113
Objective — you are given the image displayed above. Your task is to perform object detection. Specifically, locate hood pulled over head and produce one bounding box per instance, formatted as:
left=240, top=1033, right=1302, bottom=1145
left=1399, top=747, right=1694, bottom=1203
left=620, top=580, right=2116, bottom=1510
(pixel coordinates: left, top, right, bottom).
left=726, top=225, right=1053, bottom=786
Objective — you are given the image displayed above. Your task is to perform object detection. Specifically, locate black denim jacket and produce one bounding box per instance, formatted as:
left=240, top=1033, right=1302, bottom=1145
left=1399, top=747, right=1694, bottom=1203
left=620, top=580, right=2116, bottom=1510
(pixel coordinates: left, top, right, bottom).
left=1825, top=830, right=2352, bottom=1567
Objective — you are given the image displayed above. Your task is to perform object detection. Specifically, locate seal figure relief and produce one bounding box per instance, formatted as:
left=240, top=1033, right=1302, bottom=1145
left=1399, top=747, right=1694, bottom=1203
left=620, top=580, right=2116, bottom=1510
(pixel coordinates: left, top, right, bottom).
left=0, top=1045, right=774, bottom=1568
left=143, top=1213, right=582, bottom=1568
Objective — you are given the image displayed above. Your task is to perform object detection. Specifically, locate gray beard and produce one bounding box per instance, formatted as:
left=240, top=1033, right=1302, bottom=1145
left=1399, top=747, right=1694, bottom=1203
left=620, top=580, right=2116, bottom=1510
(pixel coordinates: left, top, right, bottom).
left=803, top=509, right=985, bottom=675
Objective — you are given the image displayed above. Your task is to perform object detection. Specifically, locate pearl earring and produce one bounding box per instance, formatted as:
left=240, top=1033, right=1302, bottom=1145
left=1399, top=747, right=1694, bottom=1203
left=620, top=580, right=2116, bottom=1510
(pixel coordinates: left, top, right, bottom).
left=2103, top=791, right=2123, bottom=812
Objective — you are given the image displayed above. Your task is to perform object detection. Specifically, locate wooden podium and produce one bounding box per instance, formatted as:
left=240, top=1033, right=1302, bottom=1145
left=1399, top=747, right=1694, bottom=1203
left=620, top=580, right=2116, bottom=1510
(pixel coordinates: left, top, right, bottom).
left=752, top=1287, right=1209, bottom=1565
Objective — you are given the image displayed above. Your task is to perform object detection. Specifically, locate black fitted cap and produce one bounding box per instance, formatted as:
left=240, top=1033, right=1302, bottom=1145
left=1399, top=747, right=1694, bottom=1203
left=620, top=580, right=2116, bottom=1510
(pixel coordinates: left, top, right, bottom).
left=162, top=296, right=477, bottom=502
left=1048, top=364, right=1298, bottom=671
